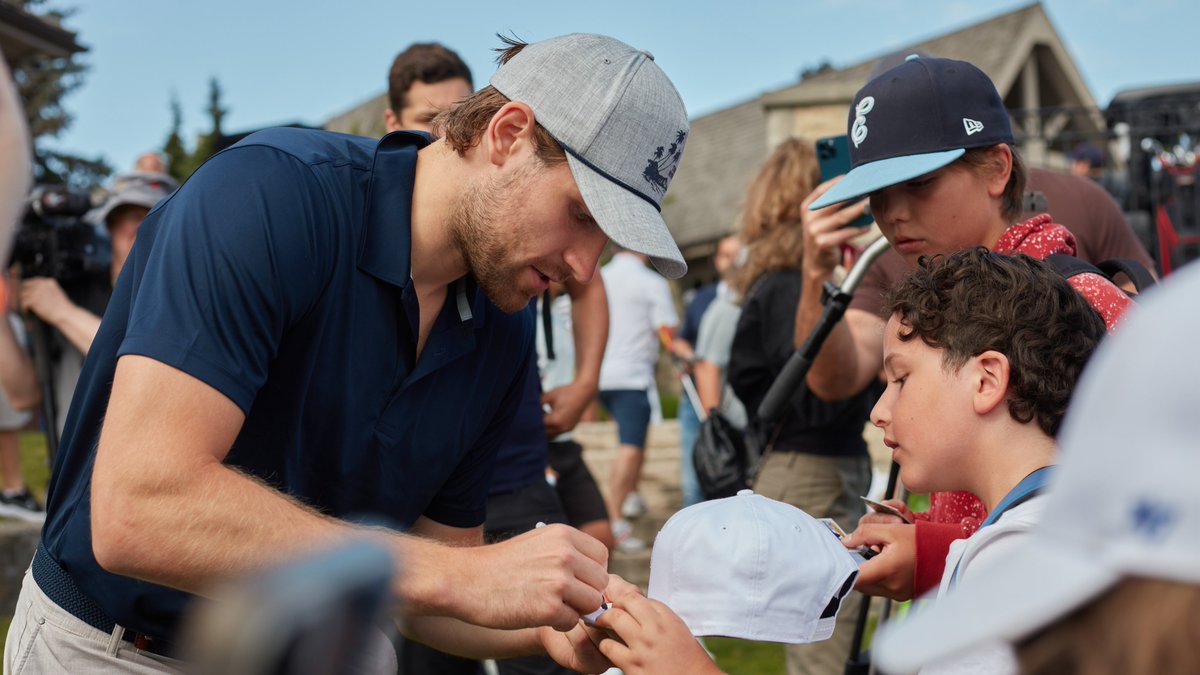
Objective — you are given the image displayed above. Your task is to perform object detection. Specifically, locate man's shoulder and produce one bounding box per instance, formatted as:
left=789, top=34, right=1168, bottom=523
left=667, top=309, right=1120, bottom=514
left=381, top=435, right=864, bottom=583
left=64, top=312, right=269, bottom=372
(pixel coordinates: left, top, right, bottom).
left=223, top=128, right=381, bottom=172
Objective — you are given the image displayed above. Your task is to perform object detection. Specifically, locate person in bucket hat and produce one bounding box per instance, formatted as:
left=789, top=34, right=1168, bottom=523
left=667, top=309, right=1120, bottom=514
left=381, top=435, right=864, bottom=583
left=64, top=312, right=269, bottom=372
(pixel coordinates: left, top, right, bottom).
left=787, top=56, right=1135, bottom=607
left=8, top=34, right=688, bottom=673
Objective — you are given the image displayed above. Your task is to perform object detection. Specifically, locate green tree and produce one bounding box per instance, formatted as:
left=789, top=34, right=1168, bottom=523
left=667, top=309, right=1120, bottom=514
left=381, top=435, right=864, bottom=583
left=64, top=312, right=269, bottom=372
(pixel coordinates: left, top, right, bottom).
left=10, top=0, right=111, bottom=188
left=162, top=77, right=229, bottom=181
left=162, top=93, right=188, bottom=183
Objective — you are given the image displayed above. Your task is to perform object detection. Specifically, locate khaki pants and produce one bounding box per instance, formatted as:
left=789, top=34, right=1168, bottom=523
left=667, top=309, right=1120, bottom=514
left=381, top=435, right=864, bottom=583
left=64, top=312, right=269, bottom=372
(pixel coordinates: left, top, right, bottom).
left=3, top=568, right=184, bottom=674
left=753, top=451, right=871, bottom=675
left=4, top=567, right=399, bottom=674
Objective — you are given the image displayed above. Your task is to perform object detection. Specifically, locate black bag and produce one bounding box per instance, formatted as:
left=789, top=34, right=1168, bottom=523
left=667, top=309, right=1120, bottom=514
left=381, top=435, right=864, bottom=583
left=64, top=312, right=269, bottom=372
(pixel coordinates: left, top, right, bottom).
left=693, top=409, right=751, bottom=500
left=1045, top=254, right=1157, bottom=296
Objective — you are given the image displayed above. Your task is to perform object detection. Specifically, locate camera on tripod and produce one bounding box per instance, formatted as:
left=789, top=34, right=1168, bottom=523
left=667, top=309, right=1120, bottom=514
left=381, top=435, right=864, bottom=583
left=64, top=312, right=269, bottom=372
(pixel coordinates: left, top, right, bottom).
left=10, top=184, right=111, bottom=284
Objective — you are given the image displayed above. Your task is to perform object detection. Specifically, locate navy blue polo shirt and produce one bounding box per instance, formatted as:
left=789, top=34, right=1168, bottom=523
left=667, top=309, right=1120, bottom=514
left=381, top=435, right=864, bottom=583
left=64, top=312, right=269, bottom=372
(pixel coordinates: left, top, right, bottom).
left=488, top=303, right=550, bottom=495
left=40, top=128, right=533, bottom=639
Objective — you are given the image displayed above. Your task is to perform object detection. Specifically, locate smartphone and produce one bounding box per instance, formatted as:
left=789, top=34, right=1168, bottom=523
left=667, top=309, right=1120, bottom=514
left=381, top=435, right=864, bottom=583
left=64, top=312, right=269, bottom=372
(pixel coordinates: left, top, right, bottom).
left=861, top=496, right=915, bottom=524
left=815, top=135, right=873, bottom=228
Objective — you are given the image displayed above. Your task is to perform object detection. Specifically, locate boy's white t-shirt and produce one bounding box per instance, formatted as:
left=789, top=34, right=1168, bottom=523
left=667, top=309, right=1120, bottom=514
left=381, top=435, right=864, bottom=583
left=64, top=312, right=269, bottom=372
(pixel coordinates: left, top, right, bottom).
left=920, top=495, right=1048, bottom=675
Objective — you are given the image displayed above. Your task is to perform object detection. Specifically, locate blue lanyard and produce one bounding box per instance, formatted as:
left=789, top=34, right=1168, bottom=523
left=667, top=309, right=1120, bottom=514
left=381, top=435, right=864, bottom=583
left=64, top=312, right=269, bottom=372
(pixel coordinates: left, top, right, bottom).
left=949, top=466, right=1055, bottom=588
left=978, top=466, right=1056, bottom=529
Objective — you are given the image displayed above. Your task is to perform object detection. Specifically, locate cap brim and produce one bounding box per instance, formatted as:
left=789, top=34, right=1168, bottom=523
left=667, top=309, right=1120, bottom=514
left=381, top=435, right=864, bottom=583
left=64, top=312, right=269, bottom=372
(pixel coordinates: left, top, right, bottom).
left=86, top=189, right=168, bottom=226
left=566, top=154, right=687, bottom=279
left=809, top=149, right=965, bottom=210
left=871, top=535, right=1118, bottom=674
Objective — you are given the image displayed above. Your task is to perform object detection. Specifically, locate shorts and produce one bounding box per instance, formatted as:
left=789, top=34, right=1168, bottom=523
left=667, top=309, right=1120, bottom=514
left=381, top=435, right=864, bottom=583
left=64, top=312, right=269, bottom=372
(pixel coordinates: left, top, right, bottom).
left=597, top=389, right=650, bottom=449
left=483, top=481, right=568, bottom=543
left=0, top=386, right=31, bottom=431
left=547, top=440, right=608, bottom=527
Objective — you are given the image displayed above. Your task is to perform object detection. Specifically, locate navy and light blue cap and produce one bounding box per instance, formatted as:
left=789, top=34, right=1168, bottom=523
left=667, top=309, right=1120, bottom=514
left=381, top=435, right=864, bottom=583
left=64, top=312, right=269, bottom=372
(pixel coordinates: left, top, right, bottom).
left=810, top=55, right=1014, bottom=210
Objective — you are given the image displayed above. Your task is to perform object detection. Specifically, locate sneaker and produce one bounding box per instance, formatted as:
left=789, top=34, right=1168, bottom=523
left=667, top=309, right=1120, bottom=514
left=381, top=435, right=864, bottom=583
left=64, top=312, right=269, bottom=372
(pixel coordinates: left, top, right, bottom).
left=0, top=489, right=45, bottom=524
left=620, top=492, right=647, bottom=519
left=612, top=519, right=646, bottom=553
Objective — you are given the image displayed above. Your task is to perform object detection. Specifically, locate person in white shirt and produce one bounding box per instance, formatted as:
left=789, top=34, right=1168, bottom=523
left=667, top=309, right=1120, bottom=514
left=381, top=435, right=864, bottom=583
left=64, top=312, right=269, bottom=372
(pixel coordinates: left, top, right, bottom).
left=598, top=248, right=678, bottom=551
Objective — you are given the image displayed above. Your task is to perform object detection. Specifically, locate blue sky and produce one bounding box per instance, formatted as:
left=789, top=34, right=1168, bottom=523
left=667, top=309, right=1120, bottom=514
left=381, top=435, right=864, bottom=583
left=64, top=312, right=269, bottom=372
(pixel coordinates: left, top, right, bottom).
left=50, top=0, right=1199, bottom=173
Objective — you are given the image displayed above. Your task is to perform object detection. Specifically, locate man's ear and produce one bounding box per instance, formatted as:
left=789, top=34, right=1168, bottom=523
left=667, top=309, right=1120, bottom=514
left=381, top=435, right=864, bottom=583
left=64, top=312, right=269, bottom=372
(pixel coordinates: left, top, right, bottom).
left=484, top=101, right=537, bottom=168
left=383, top=108, right=400, bottom=134
left=972, top=350, right=1010, bottom=416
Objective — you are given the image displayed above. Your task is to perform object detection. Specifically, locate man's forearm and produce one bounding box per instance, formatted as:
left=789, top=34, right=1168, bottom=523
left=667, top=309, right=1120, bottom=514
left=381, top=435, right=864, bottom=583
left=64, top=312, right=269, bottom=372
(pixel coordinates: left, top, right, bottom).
left=692, top=360, right=722, bottom=412
left=402, top=616, right=542, bottom=660
left=793, top=270, right=873, bottom=401
left=47, top=302, right=102, bottom=356
left=566, top=276, right=607, bottom=388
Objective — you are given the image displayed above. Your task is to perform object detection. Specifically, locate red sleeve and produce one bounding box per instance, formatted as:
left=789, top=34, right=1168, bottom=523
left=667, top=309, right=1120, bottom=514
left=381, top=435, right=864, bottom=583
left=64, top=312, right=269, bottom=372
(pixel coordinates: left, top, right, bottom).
left=913, top=521, right=964, bottom=596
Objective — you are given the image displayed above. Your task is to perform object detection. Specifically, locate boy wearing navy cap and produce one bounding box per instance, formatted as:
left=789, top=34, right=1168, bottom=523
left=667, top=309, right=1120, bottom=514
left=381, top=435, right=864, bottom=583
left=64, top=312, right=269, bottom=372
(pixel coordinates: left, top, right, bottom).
left=792, top=56, right=1133, bottom=604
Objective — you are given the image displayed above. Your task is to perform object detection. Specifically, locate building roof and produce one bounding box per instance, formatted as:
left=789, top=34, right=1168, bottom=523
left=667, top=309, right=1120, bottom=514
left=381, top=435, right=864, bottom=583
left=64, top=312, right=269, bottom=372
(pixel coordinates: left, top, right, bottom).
left=0, top=1, right=85, bottom=64
left=324, top=93, right=388, bottom=138
left=663, top=94, right=767, bottom=255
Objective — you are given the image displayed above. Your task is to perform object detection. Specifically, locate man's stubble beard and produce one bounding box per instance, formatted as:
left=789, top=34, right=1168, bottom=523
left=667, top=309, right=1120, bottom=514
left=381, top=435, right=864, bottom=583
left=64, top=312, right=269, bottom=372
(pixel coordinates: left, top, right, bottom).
left=449, top=165, right=535, bottom=314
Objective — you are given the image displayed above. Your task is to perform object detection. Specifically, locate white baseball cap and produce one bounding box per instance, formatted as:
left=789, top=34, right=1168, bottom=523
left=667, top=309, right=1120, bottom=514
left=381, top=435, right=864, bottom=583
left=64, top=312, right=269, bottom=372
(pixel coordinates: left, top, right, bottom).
left=491, top=33, right=688, bottom=279
left=648, top=489, right=860, bottom=644
left=872, top=262, right=1200, bottom=674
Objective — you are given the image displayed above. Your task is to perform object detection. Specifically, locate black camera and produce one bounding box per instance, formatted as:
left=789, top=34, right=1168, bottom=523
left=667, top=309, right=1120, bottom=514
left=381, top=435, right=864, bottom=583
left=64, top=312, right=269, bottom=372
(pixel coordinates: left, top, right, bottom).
left=10, top=185, right=112, bottom=283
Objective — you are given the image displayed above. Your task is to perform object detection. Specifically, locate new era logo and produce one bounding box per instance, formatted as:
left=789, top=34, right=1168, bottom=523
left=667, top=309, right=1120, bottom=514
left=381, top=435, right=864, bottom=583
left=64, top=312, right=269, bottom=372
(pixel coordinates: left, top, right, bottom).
left=963, top=118, right=984, bottom=136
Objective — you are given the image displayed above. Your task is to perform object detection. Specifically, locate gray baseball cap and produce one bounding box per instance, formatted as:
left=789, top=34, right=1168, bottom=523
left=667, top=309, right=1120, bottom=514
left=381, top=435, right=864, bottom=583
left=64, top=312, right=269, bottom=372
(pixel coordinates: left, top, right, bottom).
left=491, top=34, right=689, bottom=279
left=87, top=171, right=179, bottom=226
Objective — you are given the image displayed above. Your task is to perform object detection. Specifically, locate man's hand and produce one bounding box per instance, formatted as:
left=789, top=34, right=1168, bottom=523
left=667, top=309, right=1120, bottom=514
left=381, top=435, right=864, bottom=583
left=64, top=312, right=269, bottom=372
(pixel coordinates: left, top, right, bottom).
left=19, top=277, right=75, bottom=324
left=594, top=590, right=722, bottom=675
left=841, top=522, right=916, bottom=601
left=453, top=524, right=609, bottom=632
left=801, top=178, right=871, bottom=279
left=542, top=381, right=595, bottom=438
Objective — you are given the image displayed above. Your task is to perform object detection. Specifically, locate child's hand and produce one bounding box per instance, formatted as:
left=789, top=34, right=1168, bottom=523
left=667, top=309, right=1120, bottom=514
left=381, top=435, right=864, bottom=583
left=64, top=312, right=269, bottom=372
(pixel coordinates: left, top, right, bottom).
left=538, top=622, right=613, bottom=674
left=594, top=593, right=723, bottom=675
left=842, top=523, right=917, bottom=601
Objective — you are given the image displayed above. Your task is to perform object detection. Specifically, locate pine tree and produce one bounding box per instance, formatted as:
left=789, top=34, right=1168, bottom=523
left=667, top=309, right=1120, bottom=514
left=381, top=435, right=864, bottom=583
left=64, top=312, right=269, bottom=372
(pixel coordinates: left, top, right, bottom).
left=161, top=77, right=229, bottom=181
left=162, top=93, right=189, bottom=183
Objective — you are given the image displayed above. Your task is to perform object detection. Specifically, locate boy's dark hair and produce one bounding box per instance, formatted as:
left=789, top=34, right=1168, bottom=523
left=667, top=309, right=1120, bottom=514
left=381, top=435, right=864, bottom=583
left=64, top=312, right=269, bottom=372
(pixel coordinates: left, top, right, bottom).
left=885, top=247, right=1106, bottom=437
left=387, top=43, right=474, bottom=113
left=432, top=36, right=565, bottom=165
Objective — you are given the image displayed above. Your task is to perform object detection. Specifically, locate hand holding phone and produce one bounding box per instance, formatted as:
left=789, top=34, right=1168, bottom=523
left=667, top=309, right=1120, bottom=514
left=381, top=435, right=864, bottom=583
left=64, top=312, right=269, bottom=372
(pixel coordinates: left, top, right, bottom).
left=815, top=135, right=873, bottom=229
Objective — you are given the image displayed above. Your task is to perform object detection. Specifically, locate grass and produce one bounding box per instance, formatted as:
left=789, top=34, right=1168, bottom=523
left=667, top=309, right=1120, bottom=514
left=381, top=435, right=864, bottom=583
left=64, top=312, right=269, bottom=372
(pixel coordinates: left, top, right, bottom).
left=17, top=431, right=51, bottom=504
left=707, top=638, right=785, bottom=674
left=1, top=432, right=51, bottom=653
